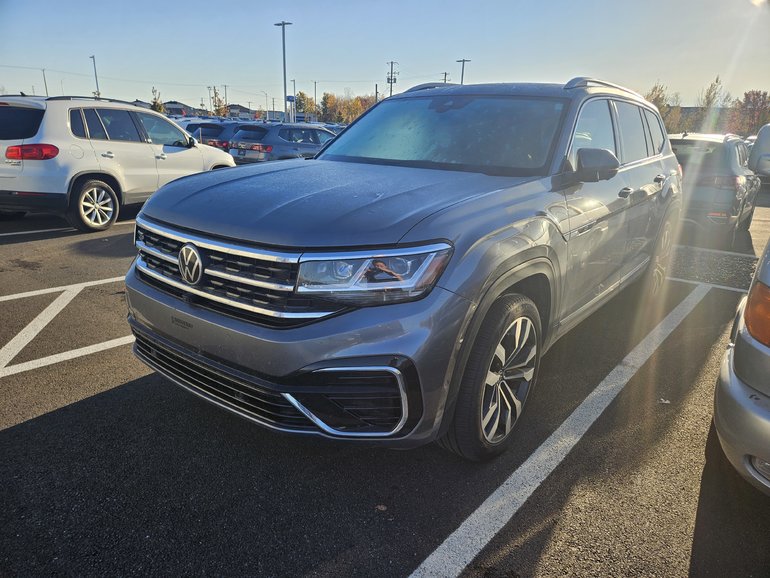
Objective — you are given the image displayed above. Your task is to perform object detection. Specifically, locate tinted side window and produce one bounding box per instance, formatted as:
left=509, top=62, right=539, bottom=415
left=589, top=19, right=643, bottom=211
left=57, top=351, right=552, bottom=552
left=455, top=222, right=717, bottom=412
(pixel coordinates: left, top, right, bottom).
left=96, top=109, right=141, bottom=142
left=137, top=113, right=188, bottom=147
left=569, top=99, right=616, bottom=169
left=278, top=128, right=296, bottom=142
left=83, top=109, right=107, bottom=140
left=315, top=130, right=333, bottom=144
left=0, top=107, right=44, bottom=139
left=615, top=102, right=649, bottom=163
left=643, top=109, right=665, bottom=155
left=234, top=126, right=268, bottom=141
left=69, top=109, right=86, bottom=138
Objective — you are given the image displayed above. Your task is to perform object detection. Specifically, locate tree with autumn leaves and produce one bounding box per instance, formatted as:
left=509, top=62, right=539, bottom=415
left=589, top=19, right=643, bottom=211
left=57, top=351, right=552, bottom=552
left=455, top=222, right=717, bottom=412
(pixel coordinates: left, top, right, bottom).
left=293, top=90, right=377, bottom=124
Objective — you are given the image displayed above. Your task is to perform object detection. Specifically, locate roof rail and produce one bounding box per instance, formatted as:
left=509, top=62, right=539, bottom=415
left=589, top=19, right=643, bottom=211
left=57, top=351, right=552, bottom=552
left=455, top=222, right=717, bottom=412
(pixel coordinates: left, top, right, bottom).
left=564, top=77, right=644, bottom=100
left=46, top=95, right=139, bottom=107
left=405, top=82, right=458, bottom=93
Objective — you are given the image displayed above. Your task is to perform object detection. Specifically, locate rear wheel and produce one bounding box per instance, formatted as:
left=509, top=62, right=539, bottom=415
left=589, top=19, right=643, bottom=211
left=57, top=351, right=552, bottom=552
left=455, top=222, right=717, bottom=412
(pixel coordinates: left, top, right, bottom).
left=739, top=205, right=755, bottom=231
left=66, top=179, right=119, bottom=232
left=643, top=212, right=676, bottom=298
left=439, top=294, right=541, bottom=461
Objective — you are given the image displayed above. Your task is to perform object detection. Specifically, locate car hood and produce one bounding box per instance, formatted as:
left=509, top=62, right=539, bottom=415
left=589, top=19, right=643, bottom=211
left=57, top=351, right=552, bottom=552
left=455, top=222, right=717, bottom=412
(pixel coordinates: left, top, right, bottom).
left=141, top=159, right=533, bottom=248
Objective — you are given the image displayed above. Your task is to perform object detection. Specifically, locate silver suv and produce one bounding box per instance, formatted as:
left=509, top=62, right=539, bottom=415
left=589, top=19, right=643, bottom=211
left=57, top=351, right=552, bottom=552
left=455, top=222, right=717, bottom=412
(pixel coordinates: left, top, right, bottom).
left=126, top=78, right=682, bottom=460
left=0, top=96, right=235, bottom=231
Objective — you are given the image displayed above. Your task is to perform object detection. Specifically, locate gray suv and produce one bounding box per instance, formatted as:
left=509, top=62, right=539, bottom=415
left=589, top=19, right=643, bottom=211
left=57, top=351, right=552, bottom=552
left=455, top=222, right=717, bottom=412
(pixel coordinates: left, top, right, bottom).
left=126, top=78, right=681, bottom=460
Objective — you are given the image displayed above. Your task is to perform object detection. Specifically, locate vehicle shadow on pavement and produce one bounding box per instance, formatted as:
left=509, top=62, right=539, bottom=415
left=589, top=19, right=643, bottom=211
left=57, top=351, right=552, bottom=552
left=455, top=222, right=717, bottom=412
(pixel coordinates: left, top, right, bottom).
left=688, top=425, right=770, bottom=577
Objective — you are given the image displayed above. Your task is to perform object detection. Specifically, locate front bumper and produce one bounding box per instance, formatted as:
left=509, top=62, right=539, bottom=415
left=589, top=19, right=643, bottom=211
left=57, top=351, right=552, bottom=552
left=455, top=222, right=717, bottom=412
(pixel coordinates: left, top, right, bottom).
left=714, top=347, right=770, bottom=496
left=125, top=262, right=473, bottom=447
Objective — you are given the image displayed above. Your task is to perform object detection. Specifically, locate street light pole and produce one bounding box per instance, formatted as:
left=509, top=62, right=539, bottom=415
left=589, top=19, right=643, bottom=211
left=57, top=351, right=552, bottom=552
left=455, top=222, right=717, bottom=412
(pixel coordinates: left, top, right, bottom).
left=274, top=21, right=292, bottom=122
left=41, top=69, right=49, bottom=96
left=291, top=79, right=296, bottom=122
left=260, top=91, right=269, bottom=120
left=89, top=55, right=101, bottom=98
left=456, top=58, right=471, bottom=85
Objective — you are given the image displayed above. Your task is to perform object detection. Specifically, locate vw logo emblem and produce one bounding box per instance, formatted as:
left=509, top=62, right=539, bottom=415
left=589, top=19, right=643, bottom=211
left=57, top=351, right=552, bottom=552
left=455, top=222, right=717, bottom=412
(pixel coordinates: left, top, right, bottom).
left=178, top=243, right=203, bottom=285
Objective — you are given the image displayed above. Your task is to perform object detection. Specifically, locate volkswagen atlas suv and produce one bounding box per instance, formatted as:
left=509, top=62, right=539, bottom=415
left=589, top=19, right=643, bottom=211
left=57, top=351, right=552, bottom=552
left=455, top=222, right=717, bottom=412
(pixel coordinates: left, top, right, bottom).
left=126, top=78, right=682, bottom=460
left=0, top=96, right=235, bottom=231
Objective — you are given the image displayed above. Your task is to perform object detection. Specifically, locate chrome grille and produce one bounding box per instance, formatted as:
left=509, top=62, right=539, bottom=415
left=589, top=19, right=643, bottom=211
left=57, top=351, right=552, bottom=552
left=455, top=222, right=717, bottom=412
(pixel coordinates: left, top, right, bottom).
left=134, top=216, right=342, bottom=327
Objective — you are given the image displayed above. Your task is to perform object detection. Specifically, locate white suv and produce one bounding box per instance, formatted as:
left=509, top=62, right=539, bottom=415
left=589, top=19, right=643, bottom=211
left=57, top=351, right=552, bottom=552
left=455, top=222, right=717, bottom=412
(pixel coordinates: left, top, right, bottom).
left=0, top=96, right=235, bottom=231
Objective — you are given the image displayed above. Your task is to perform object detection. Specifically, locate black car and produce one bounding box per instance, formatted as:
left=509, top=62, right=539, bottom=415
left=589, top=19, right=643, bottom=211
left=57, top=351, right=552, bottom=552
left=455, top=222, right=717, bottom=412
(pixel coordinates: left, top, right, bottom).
left=671, top=133, right=761, bottom=248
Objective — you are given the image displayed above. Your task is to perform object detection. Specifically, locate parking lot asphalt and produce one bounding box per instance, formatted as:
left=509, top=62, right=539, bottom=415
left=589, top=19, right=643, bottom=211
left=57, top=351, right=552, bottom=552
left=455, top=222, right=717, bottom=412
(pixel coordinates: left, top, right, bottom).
left=1, top=192, right=770, bottom=577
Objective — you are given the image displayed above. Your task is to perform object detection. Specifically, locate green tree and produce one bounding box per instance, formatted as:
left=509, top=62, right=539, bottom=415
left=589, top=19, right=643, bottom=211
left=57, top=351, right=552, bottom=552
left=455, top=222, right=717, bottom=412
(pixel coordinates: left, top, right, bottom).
left=150, top=86, right=165, bottom=113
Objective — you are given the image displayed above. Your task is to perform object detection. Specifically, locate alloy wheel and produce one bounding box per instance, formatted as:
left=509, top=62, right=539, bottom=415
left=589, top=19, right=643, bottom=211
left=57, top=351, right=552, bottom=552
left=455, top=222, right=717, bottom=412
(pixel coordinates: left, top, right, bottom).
left=80, top=186, right=115, bottom=227
left=480, top=316, right=538, bottom=444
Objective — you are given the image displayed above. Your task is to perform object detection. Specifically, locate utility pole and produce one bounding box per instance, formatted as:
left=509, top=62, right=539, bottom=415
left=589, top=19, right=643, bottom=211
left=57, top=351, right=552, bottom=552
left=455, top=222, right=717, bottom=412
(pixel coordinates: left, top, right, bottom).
left=441, top=72, right=450, bottom=83
left=291, top=79, right=296, bottom=122
left=375, top=84, right=378, bottom=103
left=274, top=21, right=292, bottom=121
left=41, top=69, right=49, bottom=96
left=313, top=81, right=317, bottom=109
left=223, top=85, right=228, bottom=107
left=207, top=86, right=212, bottom=113
left=456, top=58, right=471, bottom=85
left=386, top=61, right=399, bottom=97
left=272, top=97, right=276, bottom=120
left=60, top=79, right=64, bottom=95
left=260, top=91, right=268, bottom=120
left=89, top=55, right=101, bottom=98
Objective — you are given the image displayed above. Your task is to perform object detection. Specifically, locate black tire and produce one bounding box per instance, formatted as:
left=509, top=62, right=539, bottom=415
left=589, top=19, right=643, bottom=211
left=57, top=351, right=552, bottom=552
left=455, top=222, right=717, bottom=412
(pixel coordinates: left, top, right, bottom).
left=66, top=179, right=120, bottom=232
left=0, top=210, right=26, bottom=220
left=739, top=205, right=755, bottom=231
left=438, top=294, right=542, bottom=461
left=641, top=211, right=676, bottom=298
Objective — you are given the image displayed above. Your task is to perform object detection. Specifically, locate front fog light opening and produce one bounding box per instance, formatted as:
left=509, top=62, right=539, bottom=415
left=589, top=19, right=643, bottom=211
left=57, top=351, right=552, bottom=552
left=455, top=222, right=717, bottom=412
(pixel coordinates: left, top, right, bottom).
left=750, top=456, right=770, bottom=482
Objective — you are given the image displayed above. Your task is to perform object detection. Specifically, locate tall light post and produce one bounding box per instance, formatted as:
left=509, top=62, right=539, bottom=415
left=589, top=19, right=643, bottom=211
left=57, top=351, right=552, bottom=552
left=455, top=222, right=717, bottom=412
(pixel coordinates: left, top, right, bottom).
left=291, top=79, right=296, bottom=122
left=89, top=55, right=101, bottom=98
left=456, top=58, right=471, bottom=85
left=41, top=69, right=49, bottom=96
left=274, top=21, right=292, bottom=121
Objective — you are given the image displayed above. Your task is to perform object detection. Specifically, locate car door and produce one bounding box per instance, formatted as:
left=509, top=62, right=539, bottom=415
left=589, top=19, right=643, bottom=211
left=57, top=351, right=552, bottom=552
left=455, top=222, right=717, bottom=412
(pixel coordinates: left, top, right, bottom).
left=614, top=102, right=670, bottom=284
left=562, top=98, right=629, bottom=321
left=135, top=112, right=204, bottom=188
left=85, top=108, right=158, bottom=203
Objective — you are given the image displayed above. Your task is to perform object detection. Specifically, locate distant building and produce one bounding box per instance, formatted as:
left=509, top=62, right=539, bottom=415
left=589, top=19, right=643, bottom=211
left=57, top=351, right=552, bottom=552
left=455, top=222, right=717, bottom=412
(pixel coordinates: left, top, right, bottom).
left=163, top=100, right=196, bottom=116
left=227, top=103, right=258, bottom=119
left=131, top=99, right=152, bottom=109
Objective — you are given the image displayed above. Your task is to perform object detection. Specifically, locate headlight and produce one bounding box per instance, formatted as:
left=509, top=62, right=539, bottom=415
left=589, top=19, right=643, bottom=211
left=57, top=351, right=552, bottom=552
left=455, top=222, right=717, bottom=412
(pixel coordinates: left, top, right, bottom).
left=297, top=244, right=453, bottom=305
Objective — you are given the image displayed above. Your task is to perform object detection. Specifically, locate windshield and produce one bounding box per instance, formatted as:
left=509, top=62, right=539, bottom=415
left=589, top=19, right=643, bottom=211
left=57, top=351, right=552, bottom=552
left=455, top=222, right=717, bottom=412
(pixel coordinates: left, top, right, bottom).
left=319, top=95, right=567, bottom=175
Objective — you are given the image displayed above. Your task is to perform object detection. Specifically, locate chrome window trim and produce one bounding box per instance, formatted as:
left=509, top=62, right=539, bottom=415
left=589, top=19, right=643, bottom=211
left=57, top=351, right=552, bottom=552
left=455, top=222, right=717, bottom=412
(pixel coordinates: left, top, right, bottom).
left=136, top=256, right=335, bottom=319
left=283, top=366, right=409, bottom=438
left=136, top=215, right=301, bottom=263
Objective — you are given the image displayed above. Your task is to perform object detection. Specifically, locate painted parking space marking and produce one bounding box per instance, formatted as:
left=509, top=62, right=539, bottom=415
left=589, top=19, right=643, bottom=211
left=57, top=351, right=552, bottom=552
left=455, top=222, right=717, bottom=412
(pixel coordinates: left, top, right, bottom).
left=0, top=219, right=135, bottom=238
left=0, top=275, right=125, bottom=302
left=409, top=284, right=711, bottom=578
left=674, top=243, right=760, bottom=260
left=0, top=335, right=134, bottom=379
left=667, top=276, right=749, bottom=294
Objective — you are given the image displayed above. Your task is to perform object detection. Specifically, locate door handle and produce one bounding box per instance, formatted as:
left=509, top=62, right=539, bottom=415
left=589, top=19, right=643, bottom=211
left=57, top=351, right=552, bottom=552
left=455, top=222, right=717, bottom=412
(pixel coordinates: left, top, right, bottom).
left=618, top=187, right=634, bottom=198
left=156, top=153, right=167, bottom=160
left=101, top=152, right=114, bottom=159
left=654, top=174, right=666, bottom=184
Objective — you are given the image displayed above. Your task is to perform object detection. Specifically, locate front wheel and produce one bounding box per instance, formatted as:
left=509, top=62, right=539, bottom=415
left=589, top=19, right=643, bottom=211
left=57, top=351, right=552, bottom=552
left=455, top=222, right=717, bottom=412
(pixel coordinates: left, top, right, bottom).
left=66, top=180, right=119, bottom=232
left=439, top=294, right=542, bottom=461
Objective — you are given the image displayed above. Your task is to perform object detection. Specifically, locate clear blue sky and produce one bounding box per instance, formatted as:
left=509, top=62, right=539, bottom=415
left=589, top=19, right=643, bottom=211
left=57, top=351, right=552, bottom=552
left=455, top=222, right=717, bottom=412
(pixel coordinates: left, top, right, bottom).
left=1, top=0, right=768, bottom=108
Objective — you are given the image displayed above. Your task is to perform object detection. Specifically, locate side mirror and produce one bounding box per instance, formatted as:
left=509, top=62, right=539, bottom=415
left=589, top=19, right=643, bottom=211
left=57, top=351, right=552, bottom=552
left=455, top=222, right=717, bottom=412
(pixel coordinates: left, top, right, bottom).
left=575, top=148, right=620, bottom=182
left=187, top=137, right=197, bottom=148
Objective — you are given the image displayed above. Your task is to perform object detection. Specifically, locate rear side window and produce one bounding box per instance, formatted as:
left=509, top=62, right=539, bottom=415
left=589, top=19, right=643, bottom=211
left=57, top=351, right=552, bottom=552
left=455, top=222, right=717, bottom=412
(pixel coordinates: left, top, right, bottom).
left=643, top=109, right=665, bottom=155
left=70, top=109, right=86, bottom=138
left=187, top=124, right=225, bottom=139
left=0, top=107, right=44, bottom=139
left=95, top=109, right=142, bottom=142
left=136, top=112, right=188, bottom=147
left=83, top=109, right=108, bottom=140
left=615, top=101, right=649, bottom=163
left=235, top=126, right=269, bottom=141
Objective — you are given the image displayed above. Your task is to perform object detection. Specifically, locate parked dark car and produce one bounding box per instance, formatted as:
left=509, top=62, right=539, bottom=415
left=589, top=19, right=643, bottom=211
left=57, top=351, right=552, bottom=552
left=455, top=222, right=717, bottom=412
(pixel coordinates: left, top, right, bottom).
left=127, top=78, right=681, bottom=460
left=715, top=238, right=770, bottom=496
left=185, top=121, right=257, bottom=151
left=228, top=123, right=336, bottom=164
left=671, top=133, right=760, bottom=248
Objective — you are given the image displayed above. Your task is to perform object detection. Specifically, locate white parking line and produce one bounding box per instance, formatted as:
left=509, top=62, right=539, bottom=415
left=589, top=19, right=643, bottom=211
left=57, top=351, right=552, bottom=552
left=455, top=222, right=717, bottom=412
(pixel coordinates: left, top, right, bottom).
left=0, top=219, right=135, bottom=238
left=0, top=335, right=135, bottom=379
left=0, top=276, right=125, bottom=302
left=667, top=276, right=748, bottom=294
left=409, top=284, right=711, bottom=578
left=0, top=288, right=82, bottom=369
